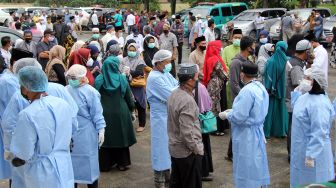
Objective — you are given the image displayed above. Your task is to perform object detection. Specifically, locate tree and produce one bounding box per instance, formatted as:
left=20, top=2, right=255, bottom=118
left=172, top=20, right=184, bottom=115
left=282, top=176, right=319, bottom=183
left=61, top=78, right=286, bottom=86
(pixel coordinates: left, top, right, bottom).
left=171, top=0, right=176, bottom=14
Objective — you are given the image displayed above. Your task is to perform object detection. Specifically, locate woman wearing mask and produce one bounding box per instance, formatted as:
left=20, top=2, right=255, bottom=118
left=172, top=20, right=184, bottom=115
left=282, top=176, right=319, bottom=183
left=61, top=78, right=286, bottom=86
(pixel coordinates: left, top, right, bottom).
left=290, top=68, right=334, bottom=187
left=256, top=43, right=274, bottom=84
left=123, top=39, right=137, bottom=57
left=45, top=45, right=67, bottom=86
left=263, top=41, right=288, bottom=138
left=68, top=48, right=95, bottom=86
left=86, top=45, right=102, bottom=78
left=203, top=40, right=229, bottom=136
left=94, top=55, right=136, bottom=172
left=143, top=36, right=159, bottom=68
left=121, top=43, right=150, bottom=133
left=66, top=64, right=106, bottom=188
left=255, top=30, right=270, bottom=56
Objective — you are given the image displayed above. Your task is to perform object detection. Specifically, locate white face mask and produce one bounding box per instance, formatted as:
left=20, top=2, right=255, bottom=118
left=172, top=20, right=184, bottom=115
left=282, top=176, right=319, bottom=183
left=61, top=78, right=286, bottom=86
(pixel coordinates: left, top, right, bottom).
left=260, top=38, right=268, bottom=44
left=86, top=58, right=94, bottom=67
left=48, top=36, right=55, bottom=42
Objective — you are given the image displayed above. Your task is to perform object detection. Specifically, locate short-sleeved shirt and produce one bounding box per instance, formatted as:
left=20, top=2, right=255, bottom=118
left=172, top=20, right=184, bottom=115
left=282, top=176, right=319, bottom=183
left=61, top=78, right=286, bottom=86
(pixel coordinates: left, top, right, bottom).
left=159, top=32, right=178, bottom=52
left=114, top=13, right=123, bottom=27
left=36, top=41, right=55, bottom=70
left=188, top=24, right=201, bottom=44
left=281, top=16, right=293, bottom=30
left=255, top=16, right=265, bottom=29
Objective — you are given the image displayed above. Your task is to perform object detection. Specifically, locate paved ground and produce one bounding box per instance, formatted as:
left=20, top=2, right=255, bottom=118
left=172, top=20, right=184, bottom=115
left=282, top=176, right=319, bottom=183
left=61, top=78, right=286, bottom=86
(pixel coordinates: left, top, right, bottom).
left=1, top=34, right=336, bottom=188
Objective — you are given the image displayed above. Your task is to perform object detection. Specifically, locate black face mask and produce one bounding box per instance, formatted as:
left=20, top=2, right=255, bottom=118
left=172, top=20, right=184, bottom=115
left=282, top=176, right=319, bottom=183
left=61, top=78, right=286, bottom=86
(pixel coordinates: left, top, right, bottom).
left=163, top=30, right=169, bottom=34
left=176, top=21, right=180, bottom=24
left=199, top=46, right=206, bottom=51
left=249, top=47, right=255, bottom=56
left=267, top=51, right=273, bottom=57
left=25, top=38, right=32, bottom=43
left=92, top=56, right=98, bottom=61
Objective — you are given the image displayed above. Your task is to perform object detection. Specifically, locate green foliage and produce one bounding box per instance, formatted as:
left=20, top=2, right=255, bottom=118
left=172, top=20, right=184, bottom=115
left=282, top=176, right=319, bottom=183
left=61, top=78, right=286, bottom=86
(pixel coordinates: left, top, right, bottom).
left=318, top=4, right=336, bottom=14
left=149, top=0, right=160, bottom=11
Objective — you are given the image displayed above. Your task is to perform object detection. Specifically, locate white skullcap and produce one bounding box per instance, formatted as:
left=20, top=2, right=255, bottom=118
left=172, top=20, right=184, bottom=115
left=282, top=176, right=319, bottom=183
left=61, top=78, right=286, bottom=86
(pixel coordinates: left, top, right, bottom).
left=152, top=50, right=172, bottom=65
left=66, top=64, right=87, bottom=78
left=296, top=40, right=311, bottom=51
left=13, top=58, right=42, bottom=74
left=92, top=28, right=100, bottom=33
left=196, top=14, right=201, bottom=18
left=172, top=15, right=175, bottom=19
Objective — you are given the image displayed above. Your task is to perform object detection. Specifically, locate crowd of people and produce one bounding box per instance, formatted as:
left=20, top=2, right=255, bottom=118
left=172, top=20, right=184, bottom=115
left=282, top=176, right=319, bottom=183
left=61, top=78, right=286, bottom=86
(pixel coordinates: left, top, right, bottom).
left=0, top=7, right=335, bottom=188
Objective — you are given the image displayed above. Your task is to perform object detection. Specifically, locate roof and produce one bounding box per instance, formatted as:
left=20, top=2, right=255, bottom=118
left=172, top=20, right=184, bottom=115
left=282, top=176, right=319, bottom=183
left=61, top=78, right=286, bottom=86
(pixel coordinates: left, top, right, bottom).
left=213, top=2, right=247, bottom=7
left=244, top=8, right=286, bottom=12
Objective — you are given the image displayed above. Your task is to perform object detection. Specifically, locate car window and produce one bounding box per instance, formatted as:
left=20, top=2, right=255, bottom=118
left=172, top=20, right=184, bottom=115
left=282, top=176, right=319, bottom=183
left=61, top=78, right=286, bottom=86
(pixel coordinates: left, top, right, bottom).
left=319, top=9, right=331, bottom=18
left=221, top=7, right=231, bottom=17
left=269, top=10, right=278, bottom=18
left=234, top=11, right=258, bottom=21
left=231, top=5, right=247, bottom=16
left=210, top=8, right=220, bottom=17
left=0, top=32, right=22, bottom=43
left=261, top=11, right=269, bottom=18
left=191, top=8, right=209, bottom=18
left=277, top=10, right=286, bottom=17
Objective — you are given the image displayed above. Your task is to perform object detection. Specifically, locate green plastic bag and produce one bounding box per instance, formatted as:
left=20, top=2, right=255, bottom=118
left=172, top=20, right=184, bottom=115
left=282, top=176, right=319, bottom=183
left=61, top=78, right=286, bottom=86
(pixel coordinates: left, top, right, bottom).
left=199, top=111, right=217, bottom=134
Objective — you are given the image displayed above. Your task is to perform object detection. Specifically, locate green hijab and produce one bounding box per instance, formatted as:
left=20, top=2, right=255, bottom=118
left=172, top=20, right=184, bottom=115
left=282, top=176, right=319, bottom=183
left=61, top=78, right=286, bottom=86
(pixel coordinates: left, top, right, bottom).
left=94, top=56, right=128, bottom=96
left=264, top=41, right=288, bottom=99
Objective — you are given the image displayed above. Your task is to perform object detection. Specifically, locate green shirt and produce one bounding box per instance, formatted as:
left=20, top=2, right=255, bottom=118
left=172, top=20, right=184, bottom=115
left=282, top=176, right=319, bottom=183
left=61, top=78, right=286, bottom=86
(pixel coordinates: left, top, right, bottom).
left=221, top=44, right=240, bottom=72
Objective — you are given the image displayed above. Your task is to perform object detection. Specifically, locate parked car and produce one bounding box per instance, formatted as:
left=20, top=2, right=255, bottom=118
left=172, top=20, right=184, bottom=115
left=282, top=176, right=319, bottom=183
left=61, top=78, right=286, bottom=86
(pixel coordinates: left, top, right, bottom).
left=269, top=8, right=332, bottom=45
left=222, top=8, right=286, bottom=40
left=184, top=3, right=248, bottom=37
left=0, top=8, right=13, bottom=27
left=0, top=26, right=23, bottom=44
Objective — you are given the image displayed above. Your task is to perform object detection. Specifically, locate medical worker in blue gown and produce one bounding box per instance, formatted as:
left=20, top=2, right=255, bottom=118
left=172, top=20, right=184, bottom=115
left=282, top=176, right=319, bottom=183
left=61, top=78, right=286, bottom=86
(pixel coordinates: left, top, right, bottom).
left=9, top=66, right=74, bottom=188
left=1, top=58, right=78, bottom=188
left=66, top=64, right=106, bottom=188
left=146, top=50, right=178, bottom=188
left=290, top=68, right=335, bottom=187
left=219, top=61, right=270, bottom=188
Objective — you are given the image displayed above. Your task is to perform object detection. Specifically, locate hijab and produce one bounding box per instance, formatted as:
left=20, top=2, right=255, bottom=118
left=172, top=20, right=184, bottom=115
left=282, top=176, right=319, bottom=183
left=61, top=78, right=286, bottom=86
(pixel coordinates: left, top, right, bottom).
left=70, top=40, right=85, bottom=54
left=123, top=43, right=145, bottom=71
left=123, top=39, right=136, bottom=57
left=69, top=48, right=95, bottom=86
left=94, top=56, right=128, bottom=97
left=203, top=40, right=227, bottom=86
left=257, top=43, right=274, bottom=63
left=143, top=36, right=159, bottom=68
left=264, top=41, right=288, bottom=98
left=49, top=45, right=65, bottom=61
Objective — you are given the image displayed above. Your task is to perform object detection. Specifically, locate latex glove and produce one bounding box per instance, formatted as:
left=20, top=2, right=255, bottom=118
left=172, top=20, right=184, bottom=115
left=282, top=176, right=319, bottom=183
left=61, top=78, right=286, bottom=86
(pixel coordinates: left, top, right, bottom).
left=218, top=109, right=232, bottom=120
left=98, top=129, right=105, bottom=148
left=305, top=157, right=315, bottom=168
left=4, top=150, right=14, bottom=161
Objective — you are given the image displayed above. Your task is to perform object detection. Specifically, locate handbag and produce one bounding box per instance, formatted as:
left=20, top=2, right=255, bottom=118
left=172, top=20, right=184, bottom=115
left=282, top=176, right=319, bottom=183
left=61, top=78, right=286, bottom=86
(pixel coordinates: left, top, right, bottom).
left=130, top=76, right=146, bottom=87
left=194, top=81, right=217, bottom=134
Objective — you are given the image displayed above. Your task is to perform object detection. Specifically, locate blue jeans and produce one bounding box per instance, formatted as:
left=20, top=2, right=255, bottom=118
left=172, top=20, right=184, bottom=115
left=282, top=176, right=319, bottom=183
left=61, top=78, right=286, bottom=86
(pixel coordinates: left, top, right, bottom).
left=314, top=26, right=323, bottom=39
left=256, top=28, right=263, bottom=40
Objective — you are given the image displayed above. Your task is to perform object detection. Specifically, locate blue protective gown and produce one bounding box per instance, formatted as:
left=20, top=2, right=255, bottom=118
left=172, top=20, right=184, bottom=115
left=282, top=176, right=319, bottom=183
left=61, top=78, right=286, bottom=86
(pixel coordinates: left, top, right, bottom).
left=1, top=82, right=78, bottom=188
left=67, top=84, right=106, bottom=183
left=10, top=96, right=74, bottom=188
left=0, top=71, right=18, bottom=180
left=146, top=70, right=178, bottom=171
left=227, top=81, right=270, bottom=188
left=290, top=91, right=335, bottom=187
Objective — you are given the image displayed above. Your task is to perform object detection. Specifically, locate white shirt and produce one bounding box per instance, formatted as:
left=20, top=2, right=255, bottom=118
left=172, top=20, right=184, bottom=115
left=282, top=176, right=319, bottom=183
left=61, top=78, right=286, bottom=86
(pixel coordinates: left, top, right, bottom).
left=255, top=16, right=265, bottom=29
left=203, top=27, right=215, bottom=42
left=101, top=32, right=115, bottom=52
left=312, top=45, right=329, bottom=81
left=126, top=14, right=135, bottom=26
left=75, top=15, right=80, bottom=24
left=116, top=35, right=125, bottom=48
left=36, top=23, right=46, bottom=33
left=0, top=48, right=11, bottom=66
left=91, top=13, right=99, bottom=25
left=125, top=33, right=144, bottom=52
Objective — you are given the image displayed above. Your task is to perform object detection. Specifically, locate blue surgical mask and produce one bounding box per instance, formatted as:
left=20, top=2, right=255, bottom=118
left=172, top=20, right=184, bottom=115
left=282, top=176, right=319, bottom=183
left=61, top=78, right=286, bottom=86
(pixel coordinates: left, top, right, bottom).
left=233, top=39, right=240, bottom=47
left=148, top=43, right=155, bottom=49
left=69, top=79, right=80, bottom=87
left=128, top=51, right=137, bottom=58
left=163, top=63, right=172, bottom=73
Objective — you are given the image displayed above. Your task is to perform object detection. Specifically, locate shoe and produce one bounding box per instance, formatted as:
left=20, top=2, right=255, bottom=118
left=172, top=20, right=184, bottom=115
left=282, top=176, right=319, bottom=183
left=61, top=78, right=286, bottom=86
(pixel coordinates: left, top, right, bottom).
left=136, top=127, right=145, bottom=132
left=201, top=175, right=213, bottom=181
left=117, top=165, right=128, bottom=171
left=225, top=156, right=233, bottom=162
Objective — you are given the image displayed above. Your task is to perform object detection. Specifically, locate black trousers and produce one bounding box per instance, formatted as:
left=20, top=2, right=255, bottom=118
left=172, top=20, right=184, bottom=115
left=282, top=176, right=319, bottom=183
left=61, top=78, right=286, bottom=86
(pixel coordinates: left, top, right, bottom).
left=74, top=180, right=98, bottom=188
left=170, top=154, right=202, bottom=188
left=201, top=134, right=213, bottom=177
left=177, top=42, right=183, bottom=65
left=170, top=60, right=176, bottom=78
left=227, top=137, right=233, bottom=159
left=217, top=85, right=230, bottom=133
left=135, top=101, right=146, bottom=127
left=287, top=112, right=293, bottom=160
left=99, top=147, right=131, bottom=172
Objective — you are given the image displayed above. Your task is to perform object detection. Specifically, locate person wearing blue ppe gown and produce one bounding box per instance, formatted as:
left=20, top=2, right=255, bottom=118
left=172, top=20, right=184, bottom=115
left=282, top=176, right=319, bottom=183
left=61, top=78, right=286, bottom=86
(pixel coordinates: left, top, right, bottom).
left=66, top=64, right=106, bottom=188
left=10, top=66, right=74, bottom=188
left=219, top=61, right=270, bottom=188
left=290, top=68, right=335, bottom=187
left=146, top=50, right=178, bottom=188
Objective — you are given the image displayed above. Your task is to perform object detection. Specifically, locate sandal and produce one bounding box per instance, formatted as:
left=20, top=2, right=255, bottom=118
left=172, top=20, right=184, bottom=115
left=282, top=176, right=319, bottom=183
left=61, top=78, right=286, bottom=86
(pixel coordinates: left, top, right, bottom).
left=136, top=127, right=145, bottom=132
left=117, top=165, right=128, bottom=171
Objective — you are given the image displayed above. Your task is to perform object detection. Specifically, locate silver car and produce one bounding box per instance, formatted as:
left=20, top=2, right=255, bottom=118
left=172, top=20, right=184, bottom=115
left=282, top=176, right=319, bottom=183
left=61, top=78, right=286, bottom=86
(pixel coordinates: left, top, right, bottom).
left=269, top=8, right=332, bottom=44
left=222, top=8, right=286, bottom=39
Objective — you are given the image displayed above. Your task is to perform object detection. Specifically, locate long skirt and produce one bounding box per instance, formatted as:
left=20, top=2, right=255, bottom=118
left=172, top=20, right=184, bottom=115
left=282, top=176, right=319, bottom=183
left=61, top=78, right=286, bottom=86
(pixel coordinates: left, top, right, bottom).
left=201, top=134, right=213, bottom=177
left=217, top=84, right=230, bottom=132
left=99, top=147, right=131, bottom=171
left=330, top=42, right=336, bottom=68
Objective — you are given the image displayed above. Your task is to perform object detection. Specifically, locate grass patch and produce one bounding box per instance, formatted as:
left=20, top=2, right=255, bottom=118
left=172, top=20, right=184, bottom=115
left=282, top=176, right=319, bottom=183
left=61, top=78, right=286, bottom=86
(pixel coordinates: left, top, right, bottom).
left=317, top=4, right=336, bottom=15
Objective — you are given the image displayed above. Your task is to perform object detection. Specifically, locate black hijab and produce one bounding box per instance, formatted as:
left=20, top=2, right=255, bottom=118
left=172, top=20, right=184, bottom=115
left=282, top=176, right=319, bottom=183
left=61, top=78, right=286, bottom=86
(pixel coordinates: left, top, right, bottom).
left=143, top=36, right=159, bottom=68
left=123, top=39, right=137, bottom=57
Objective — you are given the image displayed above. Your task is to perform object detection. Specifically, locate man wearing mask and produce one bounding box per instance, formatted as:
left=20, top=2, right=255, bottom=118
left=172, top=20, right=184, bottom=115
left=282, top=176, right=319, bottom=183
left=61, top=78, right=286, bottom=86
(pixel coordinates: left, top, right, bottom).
left=148, top=17, right=157, bottom=35
left=203, top=19, right=215, bottom=43
left=36, top=29, right=56, bottom=70
left=0, top=36, right=12, bottom=66
left=125, top=27, right=144, bottom=52
left=227, top=36, right=255, bottom=162
left=224, top=21, right=235, bottom=46
left=306, top=33, right=328, bottom=81
left=159, top=24, right=178, bottom=77
left=170, top=15, right=184, bottom=65
left=286, top=39, right=313, bottom=163
left=189, top=36, right=206, bottom=80
left=154, top=14, right=166, bottom=39
left=15, top=30, right=37, bottom=58
left=167, top=63, right=203, bottom=188
left=222, top=29, right=243, bottom=71
left=115, top=26, right=125, bottom=49
left=101, top=25, right=117, bottom=52
left=314, top=12, right=324, bottom=39
left=53, top=16, right=69, bottom=46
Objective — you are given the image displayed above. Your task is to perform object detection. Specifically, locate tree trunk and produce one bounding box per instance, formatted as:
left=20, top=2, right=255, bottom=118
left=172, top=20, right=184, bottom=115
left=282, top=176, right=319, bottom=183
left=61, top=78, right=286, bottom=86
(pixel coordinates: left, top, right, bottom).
left=145, top=0, right=149, bottom=12
left=171, top=0, right=176, bottom=15
left=263, top=0, right=268, bottom=8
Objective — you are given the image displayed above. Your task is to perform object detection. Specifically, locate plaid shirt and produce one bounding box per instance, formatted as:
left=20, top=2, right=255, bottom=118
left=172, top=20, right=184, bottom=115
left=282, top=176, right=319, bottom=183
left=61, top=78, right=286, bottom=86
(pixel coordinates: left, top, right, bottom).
left=171, top=22, right=184, bottom=43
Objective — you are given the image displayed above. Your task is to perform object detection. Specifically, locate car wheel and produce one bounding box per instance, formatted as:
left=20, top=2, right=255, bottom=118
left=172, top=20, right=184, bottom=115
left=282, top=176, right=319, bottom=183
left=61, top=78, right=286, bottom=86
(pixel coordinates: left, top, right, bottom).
left=249, top=30, right=256, bottom=39
left=4, top=19, right=8, bottom=27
